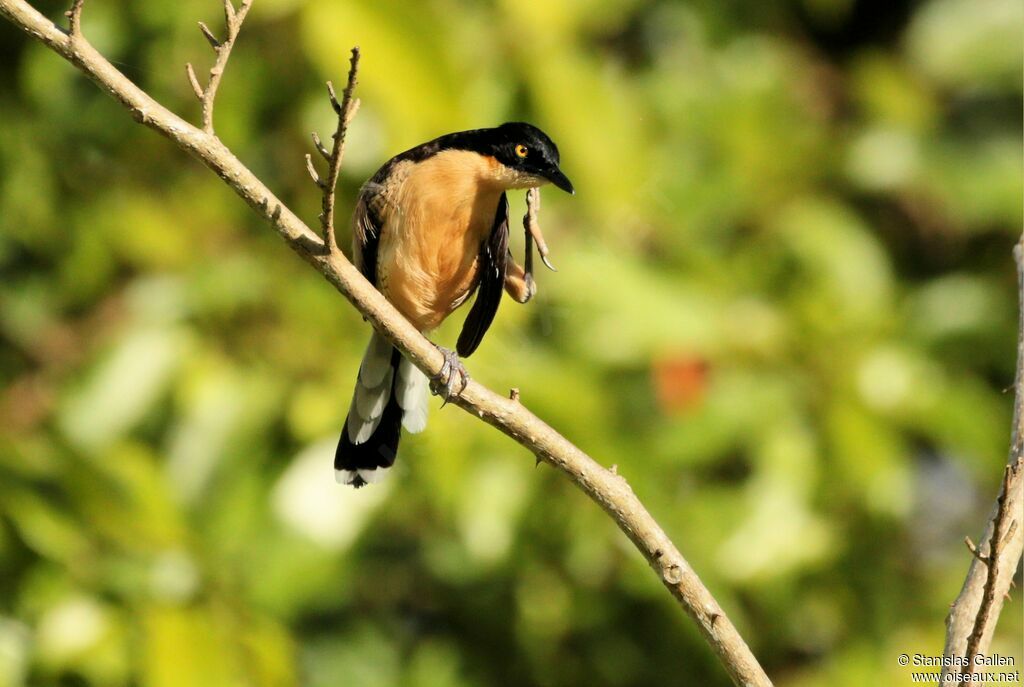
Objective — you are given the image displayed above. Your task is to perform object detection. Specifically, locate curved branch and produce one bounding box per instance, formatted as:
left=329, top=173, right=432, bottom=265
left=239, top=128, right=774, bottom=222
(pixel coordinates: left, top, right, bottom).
left=0, top=2, right=771, bottom=685
left=940, top=238, right=1024, bottom=681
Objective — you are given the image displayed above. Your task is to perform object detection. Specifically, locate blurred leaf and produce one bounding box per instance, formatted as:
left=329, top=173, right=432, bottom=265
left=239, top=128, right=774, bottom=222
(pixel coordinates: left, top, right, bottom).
left=59, top=322, right=191, bottom=452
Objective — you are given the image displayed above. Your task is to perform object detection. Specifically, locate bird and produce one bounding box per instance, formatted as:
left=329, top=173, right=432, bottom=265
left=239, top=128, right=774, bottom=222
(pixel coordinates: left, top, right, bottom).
left=334, top=122, right=574, bottom=487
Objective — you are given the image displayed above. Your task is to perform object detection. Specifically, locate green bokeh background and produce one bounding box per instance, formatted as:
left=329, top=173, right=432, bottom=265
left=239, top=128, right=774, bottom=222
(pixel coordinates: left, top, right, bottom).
left=1, top=0, right=1022, bottom=685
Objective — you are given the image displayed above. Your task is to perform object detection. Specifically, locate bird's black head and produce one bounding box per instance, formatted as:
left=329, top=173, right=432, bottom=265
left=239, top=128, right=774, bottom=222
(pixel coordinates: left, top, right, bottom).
left=441, top=122, right=574, bottom=194
left=487, top=122, right=574, bottom=194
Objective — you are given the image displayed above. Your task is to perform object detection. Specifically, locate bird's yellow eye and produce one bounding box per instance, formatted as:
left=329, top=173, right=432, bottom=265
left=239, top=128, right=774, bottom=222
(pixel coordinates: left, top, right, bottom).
left=515, top=144, right=529, bottom=158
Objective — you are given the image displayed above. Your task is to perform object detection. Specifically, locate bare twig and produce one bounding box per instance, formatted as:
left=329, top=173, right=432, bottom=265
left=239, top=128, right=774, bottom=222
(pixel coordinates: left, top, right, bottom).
left=304, top=153, right=324, bottom=188
left=310, top=131, right=330, bottom=160
left=961, top=463, right=1020, bottom=675
left=185, top=62, right=204, bottom=100
left=197, top=20, right=220, bottom=49
left=964, top=536, right=986, bottom=561
left=64, top=0, right=83, bottom=35
left=0, top=4, right=772, bottom=684
left=308, top=47, right=361, bottom=251
left=185, top=0, right=252, bottom=134
left=941, top=237, right=1024, bottom=682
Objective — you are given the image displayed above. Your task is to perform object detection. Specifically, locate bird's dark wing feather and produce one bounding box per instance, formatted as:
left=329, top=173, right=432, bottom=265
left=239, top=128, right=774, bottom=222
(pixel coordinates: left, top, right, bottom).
left=457, top=192, right=509, bottom=357
left=352, top=186, right=385, bottom=286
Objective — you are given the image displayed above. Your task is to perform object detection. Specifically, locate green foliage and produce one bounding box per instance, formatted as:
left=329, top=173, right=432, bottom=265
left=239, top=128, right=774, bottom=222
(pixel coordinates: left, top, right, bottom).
left=0, top=0, right=1021, bottom=685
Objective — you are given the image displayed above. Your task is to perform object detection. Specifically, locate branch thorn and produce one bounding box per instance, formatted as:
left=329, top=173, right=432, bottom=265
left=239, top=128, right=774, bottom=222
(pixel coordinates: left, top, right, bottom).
left=964, top=536, right=988, bottom=563
left=311, top=132, right=330, bottom=160
left=305, top=154, right=325, bottom=188
left=198, top=21, right=221, bottom=49
left=326, top=81, right=341, bottom=114
left=185, top=63, right=204, bottom=100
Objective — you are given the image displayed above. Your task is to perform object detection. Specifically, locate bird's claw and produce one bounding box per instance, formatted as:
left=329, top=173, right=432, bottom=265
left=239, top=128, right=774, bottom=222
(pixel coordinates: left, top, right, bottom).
left=524, top=273, right=537, bottom=302
left=430, top=346, right=470, bottom=406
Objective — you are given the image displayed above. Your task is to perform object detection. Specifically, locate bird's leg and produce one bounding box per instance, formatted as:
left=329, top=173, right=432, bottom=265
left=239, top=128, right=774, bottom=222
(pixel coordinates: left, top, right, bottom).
left=510, top=188, right=554, bottom=305
left=430, top=345, right=471, bottom=406
left=504, top=251, right=536, bottom=303
left=524, top=187, right=556, bottom=274
left=524, top=214, right=535, bottom=286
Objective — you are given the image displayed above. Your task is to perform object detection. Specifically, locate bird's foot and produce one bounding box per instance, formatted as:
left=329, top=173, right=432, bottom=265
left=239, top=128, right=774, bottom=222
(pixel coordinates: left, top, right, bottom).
left=430, top=346, right=470, bottom=406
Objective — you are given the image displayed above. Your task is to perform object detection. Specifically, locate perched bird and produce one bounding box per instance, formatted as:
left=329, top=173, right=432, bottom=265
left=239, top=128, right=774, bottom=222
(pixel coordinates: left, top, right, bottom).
left=335, top=122, right=574, bottom=487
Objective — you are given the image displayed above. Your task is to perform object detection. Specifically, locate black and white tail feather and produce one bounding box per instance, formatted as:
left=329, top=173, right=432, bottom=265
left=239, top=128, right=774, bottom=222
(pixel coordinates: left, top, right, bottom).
left=334, top=331, right=429, bottom=487
left=335, top=161, right=512, bottom=487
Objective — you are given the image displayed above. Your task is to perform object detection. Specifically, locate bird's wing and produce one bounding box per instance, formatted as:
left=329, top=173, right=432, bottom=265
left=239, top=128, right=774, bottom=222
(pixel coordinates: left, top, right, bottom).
left=457, top=192, right=509, bottom=357
left=352, top=184, right=386, bottom=286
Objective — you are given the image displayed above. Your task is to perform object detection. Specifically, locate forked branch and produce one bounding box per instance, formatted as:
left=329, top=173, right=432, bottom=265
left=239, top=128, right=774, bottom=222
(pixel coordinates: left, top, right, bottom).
left=0, top=2, right=772, bottom=684
left=306, top=47, right=361, bottom=250
left=185, top=0, right=253, bottom=134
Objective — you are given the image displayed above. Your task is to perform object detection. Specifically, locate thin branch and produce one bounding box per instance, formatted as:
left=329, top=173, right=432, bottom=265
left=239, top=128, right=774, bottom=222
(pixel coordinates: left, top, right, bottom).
left=64, top=0, right=83, bottom=36
left=964, top=536, right=986, bottom=562
left=0, top=4, right=771, bottom=685
left=304, top=153, right=324, bottom=188
left=310, top=131, right=330, bottom=160
left=309, top=47, right=361, bottom=251
left=185, top=62, right=204, bottom=100
left=941, top=237, right=1024, bottom=682
left=189, top=0, right=252, bottom=134
left=961, top=463, right=1020, bottom=676
left=197, top=20, right=220, bottom=49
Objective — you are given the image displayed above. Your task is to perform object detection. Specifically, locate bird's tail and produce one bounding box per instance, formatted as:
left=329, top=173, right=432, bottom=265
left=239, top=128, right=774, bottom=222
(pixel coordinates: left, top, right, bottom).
left=335, top=331, right=429, bottom=487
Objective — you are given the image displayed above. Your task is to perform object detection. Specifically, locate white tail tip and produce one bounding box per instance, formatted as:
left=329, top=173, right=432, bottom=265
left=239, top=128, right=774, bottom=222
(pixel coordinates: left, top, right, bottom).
left=335, top=467, right=391, bottom=486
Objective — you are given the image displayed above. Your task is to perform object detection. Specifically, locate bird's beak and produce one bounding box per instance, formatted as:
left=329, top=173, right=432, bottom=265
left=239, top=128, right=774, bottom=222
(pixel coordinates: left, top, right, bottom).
left=545, top=167, right=575, bottom=195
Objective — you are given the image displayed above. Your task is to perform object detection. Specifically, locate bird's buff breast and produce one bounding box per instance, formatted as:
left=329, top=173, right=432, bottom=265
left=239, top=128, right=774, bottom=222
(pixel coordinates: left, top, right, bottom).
left=376, top=152, right=502, bottom=332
